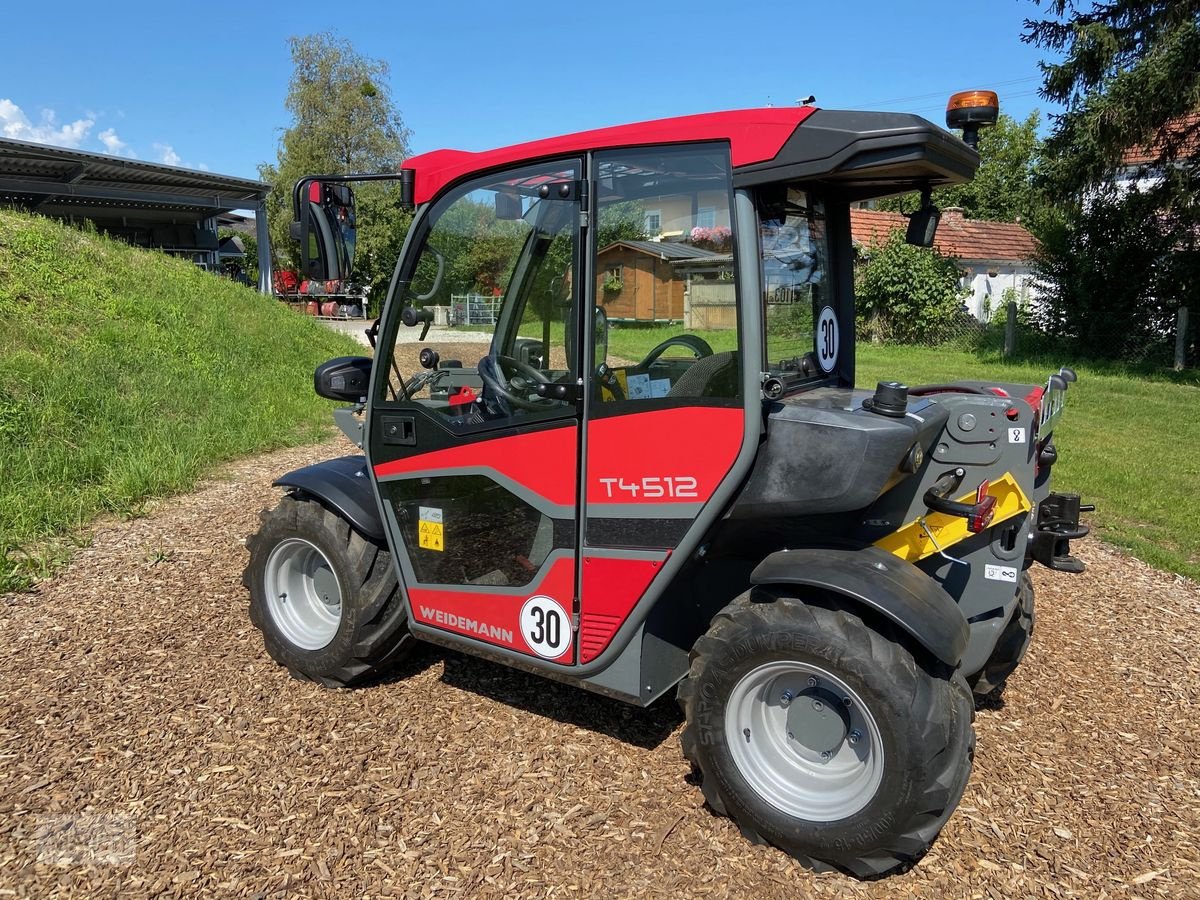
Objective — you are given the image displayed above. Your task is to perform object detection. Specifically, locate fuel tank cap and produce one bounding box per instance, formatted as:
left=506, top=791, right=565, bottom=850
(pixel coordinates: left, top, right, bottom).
left=862, top=381, right=909, bottom=418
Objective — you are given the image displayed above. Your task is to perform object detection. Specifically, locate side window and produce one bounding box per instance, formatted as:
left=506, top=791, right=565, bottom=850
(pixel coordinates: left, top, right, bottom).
left=377, top=161, right=581, bottom=429
left=592, top=145, right=740, bottom=404
left=760, top=188, right=834, bottom=384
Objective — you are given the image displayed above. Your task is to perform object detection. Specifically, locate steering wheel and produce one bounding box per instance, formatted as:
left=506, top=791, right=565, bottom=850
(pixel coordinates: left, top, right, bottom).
left=477, top=354, right=555, bottom=412
left=637, top=334, right=714, bottom=369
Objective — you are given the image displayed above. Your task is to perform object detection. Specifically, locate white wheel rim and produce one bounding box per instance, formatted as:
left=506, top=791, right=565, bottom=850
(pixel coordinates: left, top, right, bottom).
left=725, top=660, right=885, bottom=822
left=263, top=538, right=343, bottom=651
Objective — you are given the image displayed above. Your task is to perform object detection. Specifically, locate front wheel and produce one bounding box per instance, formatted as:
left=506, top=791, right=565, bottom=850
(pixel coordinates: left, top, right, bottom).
left=243, top=494, right=414, bottom=687
left=678, top=591, right=974, bottom=877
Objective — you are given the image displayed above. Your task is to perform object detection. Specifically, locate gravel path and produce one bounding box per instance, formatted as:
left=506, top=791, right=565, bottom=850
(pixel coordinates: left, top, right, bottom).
left=2, top=440, right=1198, bottom=898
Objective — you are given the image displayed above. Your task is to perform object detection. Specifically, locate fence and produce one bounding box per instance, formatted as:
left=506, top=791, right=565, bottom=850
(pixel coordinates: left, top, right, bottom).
left=449, top=294, right=501, bottom=327
left=859, top=303, right=1194, bottom=370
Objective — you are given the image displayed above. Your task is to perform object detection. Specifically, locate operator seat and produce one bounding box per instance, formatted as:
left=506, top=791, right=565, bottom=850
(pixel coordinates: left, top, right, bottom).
left=666, top=351, right=738, bottom=398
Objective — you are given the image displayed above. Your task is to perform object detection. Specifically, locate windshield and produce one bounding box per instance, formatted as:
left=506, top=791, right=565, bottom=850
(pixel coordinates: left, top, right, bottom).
left=760, top=188, right=833, bottom=381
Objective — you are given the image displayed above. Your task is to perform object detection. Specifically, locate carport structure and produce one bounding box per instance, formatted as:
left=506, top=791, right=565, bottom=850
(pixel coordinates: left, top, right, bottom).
left=0, top=137, right=272, bottom=292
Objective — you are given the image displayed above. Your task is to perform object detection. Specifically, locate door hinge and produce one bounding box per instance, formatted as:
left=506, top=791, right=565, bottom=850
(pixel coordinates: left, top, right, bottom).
left=571, top=610, right=580, bottom=632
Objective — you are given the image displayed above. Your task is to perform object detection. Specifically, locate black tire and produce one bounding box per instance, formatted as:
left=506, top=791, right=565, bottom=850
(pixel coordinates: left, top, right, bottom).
left=678, top=590, right=974, bottom=878
left=243, top=494, right=414, bottom=687
left=970, top=572, right=1035, bottom=697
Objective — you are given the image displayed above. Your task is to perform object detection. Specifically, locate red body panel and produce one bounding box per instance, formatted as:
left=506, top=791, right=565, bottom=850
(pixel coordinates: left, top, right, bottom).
left=373, top=424, right=577, bottom=507
left=579, top=553, right=668, bottom=663
left=408, top=556, right=575, bottom=663
left=403, top=108, right=817, bottom=204
left=587, top=407, right=744, bottom=507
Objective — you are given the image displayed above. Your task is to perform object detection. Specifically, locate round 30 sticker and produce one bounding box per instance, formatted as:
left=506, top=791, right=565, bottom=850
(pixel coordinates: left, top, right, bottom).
left=817, top=305, right=839, bottom=373
left=519, top=595, right=571, bottom=659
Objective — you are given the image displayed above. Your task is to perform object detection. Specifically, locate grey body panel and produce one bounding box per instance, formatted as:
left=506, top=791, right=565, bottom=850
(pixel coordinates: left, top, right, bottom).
left=750, top=546, right=969, bottom=666
left=275, top=455, right=386, bottom=542
left=853, top=389, right=1042, bottom=677
left=729, top=388, right=949, bottom=519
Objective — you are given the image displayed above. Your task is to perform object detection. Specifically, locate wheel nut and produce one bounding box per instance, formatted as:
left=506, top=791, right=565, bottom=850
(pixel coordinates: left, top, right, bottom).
left=780, top=691, right=793, bottom=707
left=807, top=676, right=818, bottom=688
left=787, top=731, right=795, bottom=741
left=821, top=750, right=832, bottom=761
left=812, top=699, right=823, bottom=711
left=849, top=730, right=861, bottom=745
left=842, top=696, right=852, bottom=708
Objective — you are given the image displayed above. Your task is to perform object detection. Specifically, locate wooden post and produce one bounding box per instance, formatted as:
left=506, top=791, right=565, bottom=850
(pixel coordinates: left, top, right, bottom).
left=1004, top=301, right=1018, bottom=358
left=1176, top=306, right=1190, bottom=371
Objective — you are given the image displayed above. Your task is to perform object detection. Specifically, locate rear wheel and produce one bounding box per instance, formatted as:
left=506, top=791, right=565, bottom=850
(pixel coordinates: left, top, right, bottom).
left=970, top=572, right=1035, bottom=697
left=678, top=590, right=974, bottom=877
left=244, top=495, right=414, bottom=687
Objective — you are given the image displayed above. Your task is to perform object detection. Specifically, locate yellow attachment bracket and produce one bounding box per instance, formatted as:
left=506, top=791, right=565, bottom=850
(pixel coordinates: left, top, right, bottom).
left=874, top=472, right=1032, bottom=563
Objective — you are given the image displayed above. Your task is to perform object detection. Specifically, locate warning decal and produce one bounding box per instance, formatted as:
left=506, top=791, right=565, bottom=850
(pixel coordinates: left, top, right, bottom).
left=418, top=506, right=444, bottom=551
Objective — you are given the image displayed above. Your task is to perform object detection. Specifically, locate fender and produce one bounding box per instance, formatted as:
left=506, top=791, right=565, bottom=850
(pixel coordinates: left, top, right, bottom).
left=274, top=455, right=385, bottom=542
left=750, top=545, right=968, bottom=667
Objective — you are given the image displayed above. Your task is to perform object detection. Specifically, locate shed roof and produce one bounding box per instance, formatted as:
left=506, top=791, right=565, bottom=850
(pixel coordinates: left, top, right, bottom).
left=850, top=207, right=1037, bottom=263
left=599, top=239, right=728, bottom=260
left=0, top=136, right=269, bottom=223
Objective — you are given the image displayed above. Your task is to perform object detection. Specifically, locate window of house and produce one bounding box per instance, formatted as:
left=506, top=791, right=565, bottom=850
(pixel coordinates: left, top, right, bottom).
left=696, top=206, right=716, bottom=228
left=643, top=210, right=661, bottom=236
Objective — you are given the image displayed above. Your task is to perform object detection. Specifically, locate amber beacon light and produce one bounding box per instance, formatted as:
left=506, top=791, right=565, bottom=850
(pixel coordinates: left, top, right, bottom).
left=946, top=90, right=999, bottom=149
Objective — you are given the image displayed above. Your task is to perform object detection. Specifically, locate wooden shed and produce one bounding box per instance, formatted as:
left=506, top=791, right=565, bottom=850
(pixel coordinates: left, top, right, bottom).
left=596, top=240, right=728, bottom=323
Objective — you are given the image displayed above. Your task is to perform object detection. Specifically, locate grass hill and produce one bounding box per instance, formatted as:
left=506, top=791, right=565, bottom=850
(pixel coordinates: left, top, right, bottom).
left=0, top=209, right=362, bottom=591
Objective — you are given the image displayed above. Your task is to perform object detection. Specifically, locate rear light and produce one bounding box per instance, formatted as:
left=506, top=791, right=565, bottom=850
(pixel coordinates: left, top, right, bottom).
left=968, top=480, right=996, bottom=533
left=309, top=181, right=322, bottom=202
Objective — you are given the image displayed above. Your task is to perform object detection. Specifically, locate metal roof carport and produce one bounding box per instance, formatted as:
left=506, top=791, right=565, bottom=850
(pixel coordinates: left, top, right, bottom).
left=0, top=137, right=272, bottom=293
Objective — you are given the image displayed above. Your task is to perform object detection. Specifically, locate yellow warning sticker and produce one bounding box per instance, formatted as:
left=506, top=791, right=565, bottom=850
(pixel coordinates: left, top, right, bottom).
left=418, top=519, right=444, bottom=551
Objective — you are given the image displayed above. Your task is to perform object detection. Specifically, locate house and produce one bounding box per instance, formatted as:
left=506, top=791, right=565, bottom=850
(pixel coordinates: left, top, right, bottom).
left=1114, top=112, right=1200, bottom=196
left=850, top=208, right=1039, bottom=321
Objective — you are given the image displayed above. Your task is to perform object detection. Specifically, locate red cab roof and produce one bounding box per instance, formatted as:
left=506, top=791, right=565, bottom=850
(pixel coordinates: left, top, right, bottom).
left=401, top=107, right=818, bottom=205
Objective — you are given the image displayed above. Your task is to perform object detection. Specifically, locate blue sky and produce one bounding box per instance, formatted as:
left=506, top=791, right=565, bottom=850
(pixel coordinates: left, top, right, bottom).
left=2, top=1, right=1054, bottom=182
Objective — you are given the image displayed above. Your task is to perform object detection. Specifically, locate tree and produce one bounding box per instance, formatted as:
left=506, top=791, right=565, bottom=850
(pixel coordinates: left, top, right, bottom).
left=1021, top=1, right=1200, bottom=358
left=878, top=112, right=1043, bottom=223
left=259, top=33, right=412, bottom=299
left=1022, top=0, right=1200, bottom=197
left=855, top=231, right=970, bottom=344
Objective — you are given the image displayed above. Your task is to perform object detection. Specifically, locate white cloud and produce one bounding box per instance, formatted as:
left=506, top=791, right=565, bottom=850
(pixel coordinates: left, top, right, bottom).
left=0, top=98, right=94, bottom=148
left=154, top=142, right=182, bottom=166
left=98, top=127, right=135, bottom=158
left=153, top=142, right=206, bottom=171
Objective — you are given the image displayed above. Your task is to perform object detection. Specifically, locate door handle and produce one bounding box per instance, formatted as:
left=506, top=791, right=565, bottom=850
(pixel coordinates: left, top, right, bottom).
left=381, top=414, right=416, bottom=446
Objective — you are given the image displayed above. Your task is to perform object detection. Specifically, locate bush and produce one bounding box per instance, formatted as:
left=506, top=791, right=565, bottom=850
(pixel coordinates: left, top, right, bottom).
left=855, top=231, right=970, bottom=344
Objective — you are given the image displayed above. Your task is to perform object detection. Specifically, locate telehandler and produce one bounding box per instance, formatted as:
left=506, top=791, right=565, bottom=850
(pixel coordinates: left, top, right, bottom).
left=244, top=90, right=1089, bottom=875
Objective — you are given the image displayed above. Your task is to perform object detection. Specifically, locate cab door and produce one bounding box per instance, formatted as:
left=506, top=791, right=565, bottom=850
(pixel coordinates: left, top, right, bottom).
left=578, top=144, right=747, bottom=663
left=367, top=159, right=584, bottom=664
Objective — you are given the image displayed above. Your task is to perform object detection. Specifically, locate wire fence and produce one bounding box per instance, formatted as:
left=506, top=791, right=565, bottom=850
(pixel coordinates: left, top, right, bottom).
left=858, top=303, right=1195, bottom=371
left=449, top=294, right=501, bottom=326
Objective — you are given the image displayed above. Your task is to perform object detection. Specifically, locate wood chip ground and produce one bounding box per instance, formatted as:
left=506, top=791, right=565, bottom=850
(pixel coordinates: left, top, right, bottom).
left=1, top=439, right=1197, bottom=898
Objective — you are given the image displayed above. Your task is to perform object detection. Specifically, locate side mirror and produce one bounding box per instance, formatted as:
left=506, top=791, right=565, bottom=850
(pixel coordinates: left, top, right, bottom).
left=314, top=356, right=372, bottom=402
left=495, top=191, right=523, bottom=220
left=906, top=205, right=940, bottom=247
left=593, top=305, right=609, bottom=368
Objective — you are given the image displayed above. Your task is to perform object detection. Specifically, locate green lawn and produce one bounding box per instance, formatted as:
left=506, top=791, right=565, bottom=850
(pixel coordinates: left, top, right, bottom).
left=0, top=211, right=362, bottom=591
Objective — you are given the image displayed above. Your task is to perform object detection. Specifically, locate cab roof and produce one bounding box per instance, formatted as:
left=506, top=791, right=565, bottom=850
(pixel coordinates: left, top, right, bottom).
left=401, top=106, right=977, bottom=205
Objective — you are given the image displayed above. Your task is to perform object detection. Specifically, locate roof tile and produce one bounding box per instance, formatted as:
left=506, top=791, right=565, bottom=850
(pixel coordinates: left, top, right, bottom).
left=849, top=208, right=1037, bottom=263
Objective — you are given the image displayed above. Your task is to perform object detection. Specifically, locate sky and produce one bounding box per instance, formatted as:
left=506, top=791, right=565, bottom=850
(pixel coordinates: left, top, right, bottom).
left=1, top=1, right=1056, bottom=183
